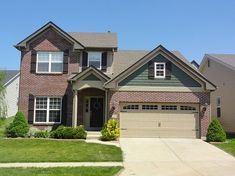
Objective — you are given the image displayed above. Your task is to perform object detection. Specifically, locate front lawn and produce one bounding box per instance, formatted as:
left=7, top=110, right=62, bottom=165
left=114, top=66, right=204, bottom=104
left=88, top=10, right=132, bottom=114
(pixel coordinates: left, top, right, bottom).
left=0, top=139, right=122, bottom=162
left=0, top=117, right=14, bottom=137
left=0, top=167, right=122, bottom=176
left=213, top=133, right=235, bottom=157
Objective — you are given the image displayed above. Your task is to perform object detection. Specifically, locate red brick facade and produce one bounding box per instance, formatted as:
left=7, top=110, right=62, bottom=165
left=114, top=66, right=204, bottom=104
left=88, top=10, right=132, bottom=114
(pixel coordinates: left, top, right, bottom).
left=19, top=28, right=80, bottom=126
left=108, top=91, right=210, bottom=136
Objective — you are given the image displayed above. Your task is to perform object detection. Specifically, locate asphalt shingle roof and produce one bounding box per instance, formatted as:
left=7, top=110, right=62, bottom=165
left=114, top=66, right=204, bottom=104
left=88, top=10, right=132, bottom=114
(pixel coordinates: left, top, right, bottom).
left=206, top=54, right=235, bottom=70
left=68, top=32, right=117, bottom=48
left=0, top=70, right=19, bottom=85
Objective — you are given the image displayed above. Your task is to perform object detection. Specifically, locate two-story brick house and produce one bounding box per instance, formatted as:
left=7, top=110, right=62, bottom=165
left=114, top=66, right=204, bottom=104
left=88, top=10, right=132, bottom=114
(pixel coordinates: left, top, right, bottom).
left=15, top=22, right=216, bottom=138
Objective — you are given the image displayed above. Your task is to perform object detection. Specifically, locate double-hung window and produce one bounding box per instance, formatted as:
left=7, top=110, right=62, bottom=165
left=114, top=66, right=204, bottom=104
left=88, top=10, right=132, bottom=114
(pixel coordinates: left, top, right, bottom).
left=88, top=52, right=101, bottom=69
left=37, top=52, right=63, bottom=73
left=34, top=97, right=62, bottom=124
left=154, top=63, right=165, bottom=78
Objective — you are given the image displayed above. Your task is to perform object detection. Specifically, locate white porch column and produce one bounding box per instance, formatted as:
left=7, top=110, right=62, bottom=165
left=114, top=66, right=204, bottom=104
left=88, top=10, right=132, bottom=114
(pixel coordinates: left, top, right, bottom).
left=72, top=90, right=78, bottom=128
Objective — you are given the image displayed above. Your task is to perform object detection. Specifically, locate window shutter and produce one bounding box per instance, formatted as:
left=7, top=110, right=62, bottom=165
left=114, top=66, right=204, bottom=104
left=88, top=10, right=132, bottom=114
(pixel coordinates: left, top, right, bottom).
left=63, top=49, right=69, bottom=74
left=30, top=50, right=37, bottom=73
left=148, top=60, right=154, bottom=80
left=82, top=51, right=88, bottom=71
left=101, top=52, right=107, bottom=71
left=165, top=61, right=172, bottom=80
left=61, top=95, right=67, bottom=125
left=28, top=94, right=34, bottom=124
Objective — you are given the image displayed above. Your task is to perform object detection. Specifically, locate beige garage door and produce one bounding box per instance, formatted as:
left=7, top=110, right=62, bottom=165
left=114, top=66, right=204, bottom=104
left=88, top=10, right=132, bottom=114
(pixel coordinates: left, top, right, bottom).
left=120, top=103, right=199, bottom=138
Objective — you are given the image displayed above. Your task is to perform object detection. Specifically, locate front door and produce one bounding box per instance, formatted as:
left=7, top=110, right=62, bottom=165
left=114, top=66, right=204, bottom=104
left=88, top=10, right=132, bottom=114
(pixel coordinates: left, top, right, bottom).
left=89, top=97, right=104, bottom=128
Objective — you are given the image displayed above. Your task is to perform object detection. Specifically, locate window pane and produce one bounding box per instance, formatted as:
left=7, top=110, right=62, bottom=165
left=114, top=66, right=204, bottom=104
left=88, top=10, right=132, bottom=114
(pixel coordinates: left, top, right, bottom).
left=50, top=98, right=61, bottom=109
left=156, top=64, right=164, bottom=69
left=38, top=52, right=49, bottom=62
left=89, top=61, right=100, bottom=68
left=49, top=110, right=60, bottom=122
left=36, top=97, right=47, bottom=109
left=51, top=52, right=63, bottom=62
left=35, top=110, right=47, bottom=122
left=88, top=52, right=101, bottom=68
left=38, top=63, right=49, bottom=72
left=156, top=71, right=164, bottom=76
left=51, top=63, right=63, bottom=72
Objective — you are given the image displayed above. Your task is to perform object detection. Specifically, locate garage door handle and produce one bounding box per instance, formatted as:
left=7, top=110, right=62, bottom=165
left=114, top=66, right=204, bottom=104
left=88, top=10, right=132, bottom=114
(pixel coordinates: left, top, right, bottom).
left=121, top=128, right=127, bottom=130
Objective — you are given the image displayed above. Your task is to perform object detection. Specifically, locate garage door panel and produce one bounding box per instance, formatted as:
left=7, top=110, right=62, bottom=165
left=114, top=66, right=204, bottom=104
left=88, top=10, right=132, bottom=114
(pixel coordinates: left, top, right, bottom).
left=120, top=104, right=199, bottom=138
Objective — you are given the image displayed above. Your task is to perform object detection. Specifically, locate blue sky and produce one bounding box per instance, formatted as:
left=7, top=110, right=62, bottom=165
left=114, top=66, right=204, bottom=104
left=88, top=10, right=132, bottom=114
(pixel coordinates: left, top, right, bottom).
left=0, top=0, right=235, bottom=70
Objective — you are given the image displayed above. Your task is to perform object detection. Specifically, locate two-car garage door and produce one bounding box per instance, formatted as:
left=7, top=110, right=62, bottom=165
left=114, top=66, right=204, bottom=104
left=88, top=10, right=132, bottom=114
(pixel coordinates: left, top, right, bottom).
left=120, top=103, right=199, bottom=138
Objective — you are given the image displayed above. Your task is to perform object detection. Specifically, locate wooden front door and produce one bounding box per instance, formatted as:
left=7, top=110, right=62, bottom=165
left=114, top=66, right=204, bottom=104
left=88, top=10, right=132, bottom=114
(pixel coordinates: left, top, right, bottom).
left=90, top=97, right=104, bottom=128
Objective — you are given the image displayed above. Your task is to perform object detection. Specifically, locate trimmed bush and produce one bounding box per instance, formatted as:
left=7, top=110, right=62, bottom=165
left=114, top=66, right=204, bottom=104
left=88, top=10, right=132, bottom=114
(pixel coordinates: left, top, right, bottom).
left=207, top=118, right=226, bottom=142
left=50, top=125, right=87, bottom=139
left=101, top=119, right=120, bottom=141
left=6, top=112, right=29, bottom=137
left=34, top=131, right=50, bottom=138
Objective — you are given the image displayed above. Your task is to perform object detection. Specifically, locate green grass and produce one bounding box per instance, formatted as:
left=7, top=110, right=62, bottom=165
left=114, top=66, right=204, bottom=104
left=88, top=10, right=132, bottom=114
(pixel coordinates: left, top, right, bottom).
left=213, top=133, right=235, bottom=157
left=0, top=167, right=122, bottom=176
left=0, top=116, right=14, bottom=137
left=0, top=139, right=123, bottom=162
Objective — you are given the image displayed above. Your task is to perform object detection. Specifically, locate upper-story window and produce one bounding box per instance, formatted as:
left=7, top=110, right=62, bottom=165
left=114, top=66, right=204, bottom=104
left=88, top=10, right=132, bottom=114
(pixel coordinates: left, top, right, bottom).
left=216, top=97, right=221, bottom=118
left=88, top=52, right=101, bottom=69
left=37, top=52, right=63, bottom=73
left=154, top=62, right=165, bottom=78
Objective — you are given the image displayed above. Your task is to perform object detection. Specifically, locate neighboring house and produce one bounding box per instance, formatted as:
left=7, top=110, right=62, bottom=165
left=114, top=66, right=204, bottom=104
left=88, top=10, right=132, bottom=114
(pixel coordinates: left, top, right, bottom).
left=200, top=54, right=235, bottom=133
left=2, top=70, right=20, bottom=117
left=15, top=22, right=215, bottom=138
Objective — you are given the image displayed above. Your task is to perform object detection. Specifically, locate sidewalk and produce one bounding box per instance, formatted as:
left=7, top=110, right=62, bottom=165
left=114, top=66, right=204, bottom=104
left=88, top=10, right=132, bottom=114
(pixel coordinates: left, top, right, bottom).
left=0, top=162, right=123, bottom=168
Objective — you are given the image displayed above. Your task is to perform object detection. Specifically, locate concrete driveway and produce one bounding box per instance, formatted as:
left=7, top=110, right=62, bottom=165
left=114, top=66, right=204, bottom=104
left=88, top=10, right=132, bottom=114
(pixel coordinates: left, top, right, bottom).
left=119, top=138, right=235, bottom=176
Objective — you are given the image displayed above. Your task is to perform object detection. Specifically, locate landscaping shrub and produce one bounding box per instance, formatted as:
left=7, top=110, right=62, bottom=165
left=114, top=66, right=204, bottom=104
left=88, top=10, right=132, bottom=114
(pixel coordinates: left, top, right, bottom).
left=6, top=112, right=29, bottom=137
left=27, top=127, right=40, bottom=138
left=34, top=131, right=50, bottom=138
left=207, top=118, right=226, bottom=142
left=50, top=125, right=87, bottom=139
left=101, top=119, right=120, bottom=141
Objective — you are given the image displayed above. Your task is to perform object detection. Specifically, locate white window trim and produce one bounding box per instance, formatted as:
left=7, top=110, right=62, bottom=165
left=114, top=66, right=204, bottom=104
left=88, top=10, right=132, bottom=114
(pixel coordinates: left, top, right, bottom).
left=88, top=52, right=102, bottom=70
left=36, top=52, right=64, bottom=74
left=154, top=62, right=165, bottom=78
left=33, top=97, right=62, bottom=124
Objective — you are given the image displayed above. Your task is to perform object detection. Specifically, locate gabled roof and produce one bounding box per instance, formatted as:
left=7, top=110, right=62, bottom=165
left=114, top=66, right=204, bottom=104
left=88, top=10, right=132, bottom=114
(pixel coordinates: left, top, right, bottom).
left=200, top=54, right=235, bottom=72
left=0, top=70, right=20, bottom=86
left=105, top=45, right=216, bottom=90
left=15, top=21, right=84, bottom=50
left=68, top=32, right=117, bottom=49
left=191, top=60, right=200, bottom=69
left=69, top=66, right=110, bottom=82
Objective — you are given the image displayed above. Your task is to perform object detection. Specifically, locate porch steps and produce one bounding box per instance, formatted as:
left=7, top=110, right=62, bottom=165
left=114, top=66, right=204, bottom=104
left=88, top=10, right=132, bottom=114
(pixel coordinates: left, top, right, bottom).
left=86, top=131, right=101, bottom=140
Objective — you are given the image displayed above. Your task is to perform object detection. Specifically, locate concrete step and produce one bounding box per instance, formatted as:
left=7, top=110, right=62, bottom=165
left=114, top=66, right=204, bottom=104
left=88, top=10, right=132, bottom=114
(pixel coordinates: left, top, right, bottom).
left=86, top=131, right=101, bottom=140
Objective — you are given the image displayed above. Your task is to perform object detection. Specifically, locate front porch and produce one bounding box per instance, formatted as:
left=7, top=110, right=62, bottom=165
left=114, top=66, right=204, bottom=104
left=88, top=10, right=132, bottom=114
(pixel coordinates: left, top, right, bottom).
left=69, top=66, right=110, bottom=130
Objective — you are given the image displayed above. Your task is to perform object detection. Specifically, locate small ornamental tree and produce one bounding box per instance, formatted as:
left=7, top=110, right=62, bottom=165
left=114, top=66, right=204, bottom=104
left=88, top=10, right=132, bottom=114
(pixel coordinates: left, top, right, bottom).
left=6, top=112, right=29, bottom=137
left=206, top=118, right=226, bottom=142
left=101, top=119, right=120, bottom=141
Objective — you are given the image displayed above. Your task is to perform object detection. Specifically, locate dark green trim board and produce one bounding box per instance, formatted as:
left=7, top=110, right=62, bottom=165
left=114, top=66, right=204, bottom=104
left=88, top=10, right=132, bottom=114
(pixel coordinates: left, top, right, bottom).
left=118, top=54, right=201, bottom=87
left=83, top=73, right=101, bottom=81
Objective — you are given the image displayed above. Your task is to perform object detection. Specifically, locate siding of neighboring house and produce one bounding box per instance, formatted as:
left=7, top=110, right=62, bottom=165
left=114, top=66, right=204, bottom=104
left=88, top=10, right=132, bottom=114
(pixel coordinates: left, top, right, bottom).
left=119, top=54, right=201, bottom=87
left=108, top=91, right=210, bottom=136
left=201, top=60, right=235, bottom=133
left=4, top=75, right=20, bottom=117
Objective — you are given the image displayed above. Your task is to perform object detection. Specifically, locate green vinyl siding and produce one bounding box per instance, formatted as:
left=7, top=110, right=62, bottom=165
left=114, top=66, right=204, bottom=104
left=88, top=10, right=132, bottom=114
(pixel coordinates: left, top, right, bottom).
left=118, top=54, right=201, bottom=87
left=83, top=74, right=101, bottom=81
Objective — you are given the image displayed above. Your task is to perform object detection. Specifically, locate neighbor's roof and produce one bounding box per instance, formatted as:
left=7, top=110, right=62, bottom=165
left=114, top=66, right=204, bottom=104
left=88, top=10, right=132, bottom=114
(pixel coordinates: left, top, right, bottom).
left=0, top=70, right=20, bottom=85
left=111, top=50, right=198, bottom=77
left=68, top=32, right=117, bottom=49
left=205, top=54, right=235, bottom=71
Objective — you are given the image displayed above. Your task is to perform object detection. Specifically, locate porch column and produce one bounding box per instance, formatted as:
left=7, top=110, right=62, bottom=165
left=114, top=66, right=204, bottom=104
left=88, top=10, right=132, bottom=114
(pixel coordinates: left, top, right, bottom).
left=72, top=90, right=78, bottom=128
